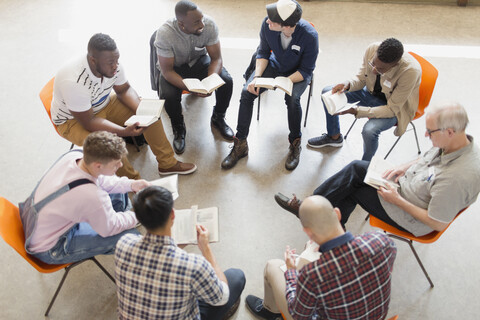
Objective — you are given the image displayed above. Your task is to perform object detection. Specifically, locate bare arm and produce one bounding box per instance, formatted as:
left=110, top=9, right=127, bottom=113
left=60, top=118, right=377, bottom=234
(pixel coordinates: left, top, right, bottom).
left=288, top=71, right=304, bottom=84
left=196, top=225, right=228, bottom=284
left=158, top=55, right=189, bottom=91
left=378, top=184, right=449, bottom=232
left=70, top=109, right=144, bottom=137
left=206, top=42, right=223, bottom=76
left=113, top=82, right=141, bottom=113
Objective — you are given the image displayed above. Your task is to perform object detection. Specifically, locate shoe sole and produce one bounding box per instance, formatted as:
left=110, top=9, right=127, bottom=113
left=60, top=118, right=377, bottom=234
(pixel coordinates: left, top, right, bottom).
left=158, top=165, right=197, bottom=176
left=274, top=193, right=299, bottom=217
left=307, top=142, right=343, bottom=149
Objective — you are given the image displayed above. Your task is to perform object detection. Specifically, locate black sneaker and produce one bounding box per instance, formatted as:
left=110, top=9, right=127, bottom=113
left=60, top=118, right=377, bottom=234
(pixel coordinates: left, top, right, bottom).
left=245, top=295, right=282, bottom=320
left=307, top=133, right=343, bottom=148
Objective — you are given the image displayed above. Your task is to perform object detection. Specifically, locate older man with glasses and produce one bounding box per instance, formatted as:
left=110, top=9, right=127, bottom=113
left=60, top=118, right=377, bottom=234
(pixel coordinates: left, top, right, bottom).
left=276, top=103, right=480, bottom=238
left=308, top=38, right=422, bottom=161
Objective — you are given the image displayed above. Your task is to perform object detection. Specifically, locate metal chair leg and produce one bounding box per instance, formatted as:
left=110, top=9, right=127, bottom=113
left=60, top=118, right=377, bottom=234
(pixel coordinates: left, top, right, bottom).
left=69, top=143, right=74, bottom=150
left=304, top=77, right=314, bottom=127
left=384, top=136, right=402, bottom=160
left=88, top=257, right=115, bottom=283
left=344, top=119, right=357, bottom=140
left=257, top=94, right=261, bottom=121
left=411, top=122, right=421, bottom=155
left=388, top=234, right=434, bottom=288
left=365, top=214, right=370, bottom=221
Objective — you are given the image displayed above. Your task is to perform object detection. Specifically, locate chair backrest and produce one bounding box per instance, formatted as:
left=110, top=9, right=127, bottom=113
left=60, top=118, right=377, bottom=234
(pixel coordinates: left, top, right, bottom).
left=0, top=197, right=69, bottom=273
left=39, top=77, right=62, bottom=136
left=409, top=52, right=439, bottom=120
left=370, top=207, right=467, bottom=244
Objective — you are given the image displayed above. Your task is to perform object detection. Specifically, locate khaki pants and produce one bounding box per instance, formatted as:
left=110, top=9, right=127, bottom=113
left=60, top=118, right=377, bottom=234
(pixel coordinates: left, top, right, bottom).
left=263, top=259, right=294, bottom=320
left=57, top=95, right=176, bottom=179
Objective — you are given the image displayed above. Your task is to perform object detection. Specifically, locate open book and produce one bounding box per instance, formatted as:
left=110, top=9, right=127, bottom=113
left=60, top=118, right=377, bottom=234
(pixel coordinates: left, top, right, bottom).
left=149, top=174, right=179, bottom=200
left=183, top=73, right=225, bottom=94
left=364, top=156, right=400, bottom=190
left=172, top=206, right=219, bottom=245
left=321, top=90, right=359, bottom=115
left=124, top=99, right=165, bottom=127
left=254, top=76, right=293, bottom=96
left=280, top=241, right=321, bottom=272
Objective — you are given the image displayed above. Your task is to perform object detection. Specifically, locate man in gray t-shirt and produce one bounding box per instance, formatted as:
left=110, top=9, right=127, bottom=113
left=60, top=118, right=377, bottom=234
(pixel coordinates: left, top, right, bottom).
left=154, top=0, right=234, bottom=154
left=275, top=103, right=480, bottom=237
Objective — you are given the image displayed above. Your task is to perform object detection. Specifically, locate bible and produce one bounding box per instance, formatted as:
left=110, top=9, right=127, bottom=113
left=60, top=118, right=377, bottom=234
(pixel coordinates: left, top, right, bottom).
left=172, top=206, right=219, bottom=245
left=183, top=73, right=225, bottom=94
left=321, top=90, right=359, bottom=115
left=124, top=99, right=164, bottom=127
left=364, top=156, right=400, bottom=190
left=254, top=76, right=293, bottom=96
left=149, top=174, right=179, bottom=200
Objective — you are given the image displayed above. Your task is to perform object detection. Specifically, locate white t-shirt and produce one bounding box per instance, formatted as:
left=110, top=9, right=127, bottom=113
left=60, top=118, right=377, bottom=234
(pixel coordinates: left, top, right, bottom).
left=51, top=55, right=128, bottom=125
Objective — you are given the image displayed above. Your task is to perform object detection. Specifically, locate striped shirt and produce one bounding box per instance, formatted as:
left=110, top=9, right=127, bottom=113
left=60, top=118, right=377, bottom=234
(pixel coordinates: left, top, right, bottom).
left=285, top=232, right=397, bottom=320
left=115, top=233, right=226, bottom=320
left=51, top=55, right=127, bottom=125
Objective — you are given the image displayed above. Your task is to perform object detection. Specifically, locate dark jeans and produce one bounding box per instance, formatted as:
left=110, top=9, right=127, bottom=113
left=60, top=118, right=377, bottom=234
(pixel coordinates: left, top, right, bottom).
left=236, top=64, right=309, bottom=142
left=313, top=160, right=408, bottom=231
left=159, top=55, right=233, bottom=127
left=199, top=268, right=246, bottom=320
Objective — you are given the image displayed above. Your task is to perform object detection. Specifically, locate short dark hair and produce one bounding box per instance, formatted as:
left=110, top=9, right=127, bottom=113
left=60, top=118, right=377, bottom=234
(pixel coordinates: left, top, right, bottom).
left=175, top=0, right=197, bottom=18
left=377, top=38, right=404, bottom=64
left=133, top=186, right=174, bottom=231
left=83, top=131, right=127, bottom=165
left=87, top=33, right=117, bottom=54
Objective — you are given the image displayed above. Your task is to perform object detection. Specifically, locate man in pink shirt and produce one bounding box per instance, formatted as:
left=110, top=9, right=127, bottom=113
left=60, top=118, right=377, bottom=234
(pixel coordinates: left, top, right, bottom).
left=26, top=131, right=148, bottom=264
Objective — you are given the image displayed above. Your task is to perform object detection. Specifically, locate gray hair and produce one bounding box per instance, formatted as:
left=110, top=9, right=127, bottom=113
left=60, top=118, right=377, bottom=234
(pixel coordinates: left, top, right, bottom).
left=426, top=102, right=469, bottom=132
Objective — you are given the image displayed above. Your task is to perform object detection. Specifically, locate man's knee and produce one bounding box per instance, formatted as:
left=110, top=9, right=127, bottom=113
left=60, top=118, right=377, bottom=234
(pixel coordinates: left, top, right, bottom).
left=225, top=268, right=246, bottom=291
left=348, top=159, right=370, bottom=175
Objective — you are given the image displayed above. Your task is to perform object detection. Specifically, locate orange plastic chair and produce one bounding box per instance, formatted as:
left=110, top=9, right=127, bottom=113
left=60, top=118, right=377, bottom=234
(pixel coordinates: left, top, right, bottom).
left=369, top=207, right=467, bottom=288
left=388, top=316, right=399, bottom=320
left=0, top=197, right=115, bottom=316
left=344, top=52, right=438, bottom=159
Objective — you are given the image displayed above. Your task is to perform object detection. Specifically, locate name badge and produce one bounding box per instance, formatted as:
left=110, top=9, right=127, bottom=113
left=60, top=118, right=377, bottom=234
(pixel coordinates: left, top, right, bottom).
left=195, top=46, right=205, bottom=51
left=292, top=45, right=300, bottom=52
left=383, top=80, right=392, bottom=88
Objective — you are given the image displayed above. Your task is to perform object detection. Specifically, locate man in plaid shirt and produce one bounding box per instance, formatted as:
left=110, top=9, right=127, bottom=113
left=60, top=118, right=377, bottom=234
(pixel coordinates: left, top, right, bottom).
left=115, top=186, right=245, bottom=319
left=246, top=196, right=397, bottom=320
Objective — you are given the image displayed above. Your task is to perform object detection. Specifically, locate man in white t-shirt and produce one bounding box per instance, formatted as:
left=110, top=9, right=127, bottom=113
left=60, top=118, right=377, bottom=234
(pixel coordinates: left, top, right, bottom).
left=51, top=33, right=197, bottom=179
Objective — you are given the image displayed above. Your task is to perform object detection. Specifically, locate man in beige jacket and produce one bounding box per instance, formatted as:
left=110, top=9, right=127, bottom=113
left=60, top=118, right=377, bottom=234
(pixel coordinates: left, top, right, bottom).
left=308, top=38, right=421, bottom=161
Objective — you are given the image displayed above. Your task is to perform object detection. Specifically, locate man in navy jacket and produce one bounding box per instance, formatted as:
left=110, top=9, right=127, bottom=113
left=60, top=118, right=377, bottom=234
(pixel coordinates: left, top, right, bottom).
left=222, top=0, right=318, bottom=171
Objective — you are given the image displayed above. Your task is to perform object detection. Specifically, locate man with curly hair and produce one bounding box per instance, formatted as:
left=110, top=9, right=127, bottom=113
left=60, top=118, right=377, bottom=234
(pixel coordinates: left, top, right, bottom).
left=308, top=38, right=422, bottom=161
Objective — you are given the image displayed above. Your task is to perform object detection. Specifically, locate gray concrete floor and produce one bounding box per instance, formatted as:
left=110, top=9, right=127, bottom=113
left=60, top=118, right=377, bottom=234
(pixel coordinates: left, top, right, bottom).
left=1, top=0, right=479, bottom=319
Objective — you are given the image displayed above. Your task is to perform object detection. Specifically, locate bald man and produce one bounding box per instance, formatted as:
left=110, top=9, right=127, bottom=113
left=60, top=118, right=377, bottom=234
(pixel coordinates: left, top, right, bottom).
left=246, top=196, right=397, bottom=320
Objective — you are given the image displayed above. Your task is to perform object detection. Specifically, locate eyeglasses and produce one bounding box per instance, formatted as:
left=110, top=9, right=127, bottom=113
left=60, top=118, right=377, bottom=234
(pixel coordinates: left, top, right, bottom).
left=426, top=128, right=444, bottom=135
left=368, top=60, right=384, bottom=76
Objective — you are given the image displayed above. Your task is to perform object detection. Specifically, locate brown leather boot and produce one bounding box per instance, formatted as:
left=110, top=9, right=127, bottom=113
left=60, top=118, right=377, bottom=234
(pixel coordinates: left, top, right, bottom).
left=285, top=137, right=301, bottom=170
left=221, top=137, right=248, bottom=169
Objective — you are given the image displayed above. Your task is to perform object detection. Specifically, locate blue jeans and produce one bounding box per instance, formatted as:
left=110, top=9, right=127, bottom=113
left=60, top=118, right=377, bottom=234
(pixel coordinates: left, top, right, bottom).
left=199, top=268, right=246, bottom=320
left=322, top=86, right=397, bottom=161
left=236, top=64, right=309, bottom=142
left=313, top=160, right=408, bottom=232
left=32, top=193, right=140, bottom=264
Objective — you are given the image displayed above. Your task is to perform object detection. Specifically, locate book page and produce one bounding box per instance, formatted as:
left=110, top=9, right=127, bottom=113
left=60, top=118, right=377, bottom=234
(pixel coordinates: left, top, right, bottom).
left=322, top=90, right=347, bottom=115
left=150, top=175, right=179, bottom=200
left=183, top=78, right=207, bottom=94
left=364, top=156, right=400, bottom=189
left=195, top=207, right=219, bottom=242
left=254, top=77, right=275, bottom=89
left=172, top=206, right=197, bottom=244
left=136, top=99, right=164, bottom=117
left=274, top=77, right=293, bottom=96
left=124, top=115, right=157, bottom=127
left=201, top=73, right=225, bottom=93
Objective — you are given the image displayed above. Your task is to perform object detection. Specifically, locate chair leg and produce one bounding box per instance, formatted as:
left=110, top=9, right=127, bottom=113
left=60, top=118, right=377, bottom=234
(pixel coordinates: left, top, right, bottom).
left=411, top=122, right=421, bottom=155
left=364, top=214, right=370, bottom=221
left=344, top=119, right=357, bottom=140
left=384, top=136, right=402, bottom=160
left=44, top=260, right=83, bottom=316
left=257, top=94, right=261, bottom=121
left=88, top=257, right=115, bottom=283
left=388, top=235, right=434, bottom=288
left=132, top=137, right=140, bottom=152
left=69, top=143, right=74, bottom=150
left=304, top=78, right=314, bottom=127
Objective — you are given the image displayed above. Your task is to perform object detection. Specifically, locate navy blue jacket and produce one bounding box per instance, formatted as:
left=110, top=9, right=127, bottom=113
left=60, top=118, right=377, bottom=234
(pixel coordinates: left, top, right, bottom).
left=257, top=17, right=318, bottom=83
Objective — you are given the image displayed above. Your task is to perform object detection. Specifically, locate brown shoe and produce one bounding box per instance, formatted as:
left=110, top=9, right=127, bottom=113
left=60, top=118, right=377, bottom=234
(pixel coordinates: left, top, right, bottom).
left=285, top=137, right=301, bottom=171
left=221, top=137, right=248, bottom=169
left=274, top=192, right=301, bottom=217
left=158, top=161, right=197, bottom=175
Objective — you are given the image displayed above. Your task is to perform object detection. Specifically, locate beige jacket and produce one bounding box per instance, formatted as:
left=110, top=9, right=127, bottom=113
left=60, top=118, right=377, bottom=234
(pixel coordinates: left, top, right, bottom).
left=348, top=43, right=422, bottom=136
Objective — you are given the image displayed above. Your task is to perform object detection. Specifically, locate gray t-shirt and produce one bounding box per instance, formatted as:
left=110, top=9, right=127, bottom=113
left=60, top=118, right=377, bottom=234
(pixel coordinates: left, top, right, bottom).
left=154, top=15, right=219, bottom=68
left=380, top=136, right=480, bottom=236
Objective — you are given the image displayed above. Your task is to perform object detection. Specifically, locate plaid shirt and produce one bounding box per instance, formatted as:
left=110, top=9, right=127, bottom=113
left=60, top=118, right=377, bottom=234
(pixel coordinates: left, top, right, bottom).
left=115, top=233, right=225, bottom=320
left=285, top=232, right=397, bottom=320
